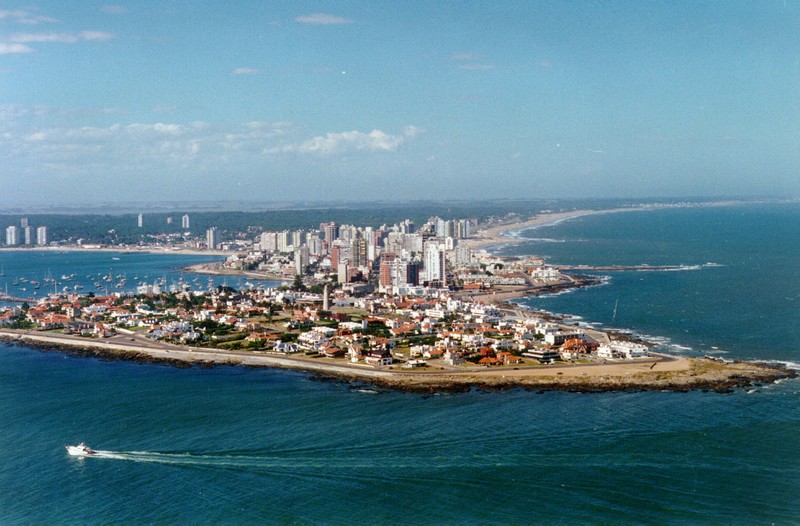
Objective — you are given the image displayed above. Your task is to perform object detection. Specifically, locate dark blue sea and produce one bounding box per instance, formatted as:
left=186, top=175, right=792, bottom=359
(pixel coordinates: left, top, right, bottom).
left=1, top=204, right=799, bottom=524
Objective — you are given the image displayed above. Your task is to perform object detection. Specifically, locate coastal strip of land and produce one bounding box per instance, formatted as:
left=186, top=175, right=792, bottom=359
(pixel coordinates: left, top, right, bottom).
left=1, top=329, right=793, bottom=394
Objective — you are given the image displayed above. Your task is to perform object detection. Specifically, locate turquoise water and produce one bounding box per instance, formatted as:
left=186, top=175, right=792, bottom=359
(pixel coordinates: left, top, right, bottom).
left=1, top=204, right=799, bottom=524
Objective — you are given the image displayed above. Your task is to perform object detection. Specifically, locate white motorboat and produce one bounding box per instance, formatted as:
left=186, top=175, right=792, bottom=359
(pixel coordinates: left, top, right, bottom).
left=66, top=443, right=96, bottom=457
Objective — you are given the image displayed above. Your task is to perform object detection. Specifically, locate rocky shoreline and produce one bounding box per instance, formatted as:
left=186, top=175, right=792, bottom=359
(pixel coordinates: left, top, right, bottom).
left=2, top=333, right=794, bottom=395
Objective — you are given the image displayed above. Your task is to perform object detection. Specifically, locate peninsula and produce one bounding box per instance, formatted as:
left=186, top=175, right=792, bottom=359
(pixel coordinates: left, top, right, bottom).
left=0, top=201, right=794, bottom=393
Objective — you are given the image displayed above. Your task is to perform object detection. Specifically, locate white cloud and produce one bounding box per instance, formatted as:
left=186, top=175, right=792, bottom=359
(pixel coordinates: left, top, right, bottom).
left=294, top=13, right=353, bottom=25
left=0, top=43, right=33, bottom=55
left=0, top=116, right=298, bottom=169
left=272, top=126, right=422, bottom=155
left=8, top=31, right=114, bottom=43
left=0, top=9, right=58, bottom=25
left=232, top=67, right=260, bottom=75
left=451, top=53, right=479, bottom=61
left=79, top=31, right=114, bottom=41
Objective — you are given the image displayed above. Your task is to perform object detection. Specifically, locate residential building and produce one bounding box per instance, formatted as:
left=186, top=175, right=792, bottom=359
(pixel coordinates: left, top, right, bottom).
left=294, top=246, right=310, bottom=275
left=36, top=226, right=48, bottom=246
left=5, top=226, right=18, bottom=246
left=206, top=227, right=220, bottom=250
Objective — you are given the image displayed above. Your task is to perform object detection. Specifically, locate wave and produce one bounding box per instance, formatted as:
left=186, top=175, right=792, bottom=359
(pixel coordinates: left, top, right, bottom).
left=525, top=238, right=567, bottom=243
left=759, top=360, right=800, bottom=371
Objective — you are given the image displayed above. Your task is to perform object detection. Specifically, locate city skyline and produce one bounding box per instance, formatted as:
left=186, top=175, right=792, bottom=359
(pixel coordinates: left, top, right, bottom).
left=2, top=1, right=799, bottom=205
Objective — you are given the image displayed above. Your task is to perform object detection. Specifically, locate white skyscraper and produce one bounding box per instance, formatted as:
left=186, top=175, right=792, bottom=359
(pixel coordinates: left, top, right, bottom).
left=181, top=214, right=190, bottom=229
left=424, top=242, right=446, bottom=284
left=36, top=226, right=48, bottom=246
left=23, top=226, right=32, bottom=245
left=5, top=226, right=19, bottom=246
left=137, top=213, right=143, bottom=227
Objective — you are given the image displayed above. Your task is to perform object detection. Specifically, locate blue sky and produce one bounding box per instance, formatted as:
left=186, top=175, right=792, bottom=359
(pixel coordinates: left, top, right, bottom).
left=1, top=1, right=798, bottom=205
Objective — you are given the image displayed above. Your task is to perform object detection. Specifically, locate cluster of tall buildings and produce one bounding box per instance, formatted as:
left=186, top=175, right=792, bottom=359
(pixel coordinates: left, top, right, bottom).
left=5, top=218, right=48, bottom=246
left=248, top=216, right=476, bottom=289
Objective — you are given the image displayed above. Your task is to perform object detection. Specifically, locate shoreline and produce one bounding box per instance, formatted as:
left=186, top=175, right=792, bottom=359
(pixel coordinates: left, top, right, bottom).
left=1, top=330, right=794, bottom=394
left=462, top=200, right=750, bottom=252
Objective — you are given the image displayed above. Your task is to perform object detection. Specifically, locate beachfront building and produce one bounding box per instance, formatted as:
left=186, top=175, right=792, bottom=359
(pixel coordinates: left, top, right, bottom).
left=523, top=348, right=561, bottom=363
left=5, top=226, right=19, bottom=246
left=181, top=214, right=190, bottom=229
left=597, top=341, right=650, bottom=360
left=137, top=213, right=143, bottom=228
left=36, top=226, right=48, bottom=246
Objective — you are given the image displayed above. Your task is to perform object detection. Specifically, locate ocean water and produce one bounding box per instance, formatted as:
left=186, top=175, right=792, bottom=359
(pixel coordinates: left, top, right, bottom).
left=0, top=250, right=279, bottom=302
left=1, top=203, right=799, bottom=524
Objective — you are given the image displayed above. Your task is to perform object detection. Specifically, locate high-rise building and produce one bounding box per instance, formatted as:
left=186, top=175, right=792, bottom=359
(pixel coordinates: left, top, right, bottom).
left=424, top=242, right=446, bottom=284
left=36, top=226, right=48, bottom=246
left=321, top=222, right=338, bottom=247
left=379, top=254, right=396, bottom=288
left=294, top=246, right=310, bottom=276
left=166, top=216, right=174, bottom=225
left=456, top=219, right=472, bottom=239
left=277, top=231, right=291, bottom=252
left=5, top=226, right=19, bottom=246
left=351, top=235, right=367, bottom=268
left=20, top=218, right=28, bottom=228
left=206, top=227, right=220, bottom=250
left=337, top=262, right=349, bottom=284
left=260, top=231, right=278, bottom=252
left=292, top=230, right=305, bottom=248
left=307, top=236, right=323, bottom=256
left=23, top=226, right=32, bottom=245
left=137, top=213, right=143, bottom=228
left=181, top=214, right=190, bottom=229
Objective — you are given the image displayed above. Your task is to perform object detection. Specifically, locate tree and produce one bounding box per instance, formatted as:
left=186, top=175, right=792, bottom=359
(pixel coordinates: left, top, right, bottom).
left=291, top=274, right=307, bottom=292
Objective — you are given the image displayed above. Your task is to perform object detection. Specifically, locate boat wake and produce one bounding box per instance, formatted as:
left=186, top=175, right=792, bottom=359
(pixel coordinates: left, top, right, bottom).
left=75, top=450, right=564, bottom=470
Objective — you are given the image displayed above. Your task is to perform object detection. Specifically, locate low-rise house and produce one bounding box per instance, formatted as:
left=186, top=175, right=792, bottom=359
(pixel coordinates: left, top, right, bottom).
left=443, top=348, right=465, bottom=365
left=524, top=348, right=561, bottom=363
left=404, top=359, right=427, bottom=368
left=274, top=342, right=299, bottom=354
left=320, top=344, right=345, bottom=358
left=365, top=348, right=393, bottom=367
left=597, top=341, right=649, bottom=359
